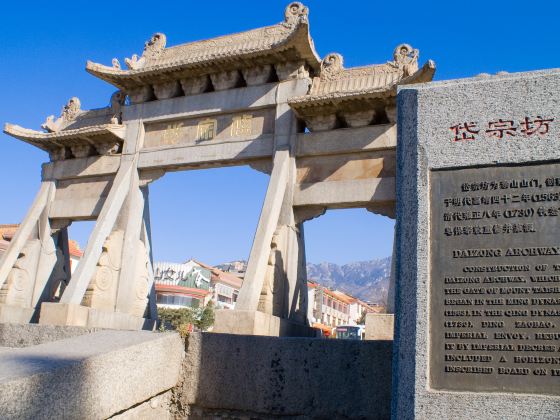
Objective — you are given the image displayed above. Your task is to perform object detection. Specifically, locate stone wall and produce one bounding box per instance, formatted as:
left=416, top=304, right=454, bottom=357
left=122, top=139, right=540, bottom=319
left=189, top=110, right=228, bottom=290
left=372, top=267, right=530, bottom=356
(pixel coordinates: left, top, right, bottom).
left=0, top=325, right=392, bottom=419
left=174, top=333, right=393, bottom=419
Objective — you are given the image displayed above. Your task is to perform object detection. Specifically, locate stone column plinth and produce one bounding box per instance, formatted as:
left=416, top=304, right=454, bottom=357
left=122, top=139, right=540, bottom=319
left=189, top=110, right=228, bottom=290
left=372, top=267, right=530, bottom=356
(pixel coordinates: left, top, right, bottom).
left=212, top=309, right=318, bottom=337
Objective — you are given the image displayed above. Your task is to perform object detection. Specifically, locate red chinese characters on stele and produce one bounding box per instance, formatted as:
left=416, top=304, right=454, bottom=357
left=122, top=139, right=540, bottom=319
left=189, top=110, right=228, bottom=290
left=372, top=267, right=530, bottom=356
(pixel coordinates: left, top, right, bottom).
left=450, top=116, right=554, bottom=142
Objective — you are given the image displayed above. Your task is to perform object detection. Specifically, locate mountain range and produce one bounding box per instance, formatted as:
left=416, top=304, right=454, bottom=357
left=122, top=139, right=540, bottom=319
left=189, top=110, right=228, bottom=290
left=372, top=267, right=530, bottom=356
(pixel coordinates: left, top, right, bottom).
left=306, top=257, right=392, bottom=305
left=217, top=257, right=392, bottom=306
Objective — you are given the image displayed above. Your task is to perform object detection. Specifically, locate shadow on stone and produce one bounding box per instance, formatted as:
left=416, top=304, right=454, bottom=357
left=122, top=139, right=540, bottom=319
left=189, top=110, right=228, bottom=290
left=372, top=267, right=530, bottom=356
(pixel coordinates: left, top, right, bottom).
left=175, top=332, right=392, bottom=419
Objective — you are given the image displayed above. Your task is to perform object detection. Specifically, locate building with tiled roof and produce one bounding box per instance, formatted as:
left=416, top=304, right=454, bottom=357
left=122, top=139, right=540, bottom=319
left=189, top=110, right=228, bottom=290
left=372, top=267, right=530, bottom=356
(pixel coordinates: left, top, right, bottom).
left=153, top=260, right=212, bottom=309
left=67, top=239, right=83, bottom=274
left=0, top=224, right=18, bottom=243
left=194, top=260, right=243, bottom=309
left=153, top=259, right=243, bottom=310
left=307, top=280, right=381, bottom=331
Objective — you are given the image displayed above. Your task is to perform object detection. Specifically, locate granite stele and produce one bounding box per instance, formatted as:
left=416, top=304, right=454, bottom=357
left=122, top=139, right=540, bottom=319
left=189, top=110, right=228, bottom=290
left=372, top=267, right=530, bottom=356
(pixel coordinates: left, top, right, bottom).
left=0, top=2, right=434, bottom=334
left=395, top=70, right=560, bottom=418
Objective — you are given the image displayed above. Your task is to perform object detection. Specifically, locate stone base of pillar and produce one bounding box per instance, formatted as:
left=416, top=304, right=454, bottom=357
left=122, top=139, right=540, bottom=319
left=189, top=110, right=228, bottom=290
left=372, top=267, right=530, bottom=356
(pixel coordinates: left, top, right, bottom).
left=39, top=302, right=157, bottom=331
left=364, top=313, right=394, bottom=340
left=212, top=309, right=319, bottom=337
left=0, top=304, right=35, bottom=324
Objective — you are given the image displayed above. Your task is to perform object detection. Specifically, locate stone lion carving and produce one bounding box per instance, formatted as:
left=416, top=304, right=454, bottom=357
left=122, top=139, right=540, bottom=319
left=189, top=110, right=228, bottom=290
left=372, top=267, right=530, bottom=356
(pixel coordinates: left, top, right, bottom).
left=41, top=97, right=81, bottom=132
left=129, top=239, right=150, bottom=318
left=390, top=44, right=419, bottom=77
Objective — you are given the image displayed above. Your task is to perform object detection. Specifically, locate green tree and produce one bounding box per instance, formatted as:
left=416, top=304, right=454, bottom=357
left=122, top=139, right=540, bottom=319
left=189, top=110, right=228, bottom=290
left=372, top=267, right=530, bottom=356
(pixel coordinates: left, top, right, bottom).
left=195, top=301, right=215, bottom=331
left=357, top=310, right=367, bottom=325
left=157, top=302, right=216, bottom=336
left=158, top=307, right=195, bottom=329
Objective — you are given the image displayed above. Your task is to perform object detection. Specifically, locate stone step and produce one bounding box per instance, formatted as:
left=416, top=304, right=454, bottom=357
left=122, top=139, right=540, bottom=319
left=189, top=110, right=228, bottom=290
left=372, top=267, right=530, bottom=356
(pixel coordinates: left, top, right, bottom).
left=0, top=329, right=183, bottom=419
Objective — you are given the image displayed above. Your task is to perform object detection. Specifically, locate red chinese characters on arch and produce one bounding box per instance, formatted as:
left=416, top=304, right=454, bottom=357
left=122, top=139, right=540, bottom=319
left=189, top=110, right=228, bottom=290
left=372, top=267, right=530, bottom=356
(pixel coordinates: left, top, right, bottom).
left=450, top=116, right=554, bottom=142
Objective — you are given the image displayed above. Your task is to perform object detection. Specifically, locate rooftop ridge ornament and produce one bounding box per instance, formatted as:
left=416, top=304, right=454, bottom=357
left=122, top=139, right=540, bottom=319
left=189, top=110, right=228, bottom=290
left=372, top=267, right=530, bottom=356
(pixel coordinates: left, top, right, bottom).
left=320, top=53, right=344, bottom=80
left=120, top=33, right=167, bottom=70
left=283, top=2, right=309, bottom=27
left=388, top=43, right=419, bottom=78
left=85, top=2, right=320, bottom=93
left=41, top=97, right=82, bottom=133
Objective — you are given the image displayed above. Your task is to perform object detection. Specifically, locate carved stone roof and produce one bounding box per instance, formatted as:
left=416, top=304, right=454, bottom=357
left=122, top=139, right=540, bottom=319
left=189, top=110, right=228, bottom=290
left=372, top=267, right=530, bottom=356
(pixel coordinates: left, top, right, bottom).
left=86, top=2, right=320, bottom=91
left=3, top=96, right=126, bottom=160
left=289, top=44, right=436, bottom=115
left=3, top=123, right=125, bottom=151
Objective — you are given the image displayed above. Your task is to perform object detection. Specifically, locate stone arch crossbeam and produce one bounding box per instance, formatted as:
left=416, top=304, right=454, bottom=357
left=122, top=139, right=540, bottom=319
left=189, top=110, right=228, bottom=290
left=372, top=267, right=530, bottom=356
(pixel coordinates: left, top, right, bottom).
left=0, top=2, right=434, bottom=333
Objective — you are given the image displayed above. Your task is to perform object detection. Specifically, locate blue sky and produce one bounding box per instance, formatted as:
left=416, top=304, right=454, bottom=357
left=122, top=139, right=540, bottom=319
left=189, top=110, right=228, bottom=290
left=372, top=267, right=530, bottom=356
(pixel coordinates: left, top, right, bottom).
left=0, top=1, right=558, bottom=265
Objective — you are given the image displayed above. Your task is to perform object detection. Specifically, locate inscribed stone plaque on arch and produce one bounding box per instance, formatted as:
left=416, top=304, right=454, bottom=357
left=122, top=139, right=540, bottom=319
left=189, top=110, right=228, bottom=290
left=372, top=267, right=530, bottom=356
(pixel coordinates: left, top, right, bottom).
left=142, top=109, right=274, bottom=148
left=430, top=162, right=560, bottom=395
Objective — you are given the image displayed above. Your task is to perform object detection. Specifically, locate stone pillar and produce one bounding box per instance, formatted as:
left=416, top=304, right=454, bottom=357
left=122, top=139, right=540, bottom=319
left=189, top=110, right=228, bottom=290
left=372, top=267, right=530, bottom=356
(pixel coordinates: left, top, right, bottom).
left=40, top=122, right=156, bottom=330
left=0, top=182, right=60, bottom=324
left=214, top=78, right=316, bottom=336
left=114, top=170, right=150, bottom=318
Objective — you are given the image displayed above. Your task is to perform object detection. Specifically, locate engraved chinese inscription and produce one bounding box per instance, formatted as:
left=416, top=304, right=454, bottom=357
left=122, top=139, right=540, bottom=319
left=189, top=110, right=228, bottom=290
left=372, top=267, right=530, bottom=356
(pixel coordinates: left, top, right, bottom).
left=450, top=116, right=554, bottom=142
left=161, top=122, right=183, bottom=145
left=231, top=114, right=253, bottom=137
left=196, top=118, right=217, bottom=141
left=430, top=162, right=560, bottom=395
left=143, top=109, right=273, bottom=149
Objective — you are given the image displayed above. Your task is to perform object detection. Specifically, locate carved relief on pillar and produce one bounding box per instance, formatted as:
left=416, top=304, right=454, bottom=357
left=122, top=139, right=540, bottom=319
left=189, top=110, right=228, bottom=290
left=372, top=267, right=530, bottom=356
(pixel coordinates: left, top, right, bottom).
left=153, top=80, right=182, bottom=100
left=128, top=239, right=151, bottom=318
left=82, top=230, right=124, bottom=311
left=242, top=65, right=273, bottom=86
left=259, top=233, right=278, bottom=315
left=180, top=76, right=211, bottom=96
left=258, top=230, right=288, bottom=317
left=0, top=240, right=41, bottom=307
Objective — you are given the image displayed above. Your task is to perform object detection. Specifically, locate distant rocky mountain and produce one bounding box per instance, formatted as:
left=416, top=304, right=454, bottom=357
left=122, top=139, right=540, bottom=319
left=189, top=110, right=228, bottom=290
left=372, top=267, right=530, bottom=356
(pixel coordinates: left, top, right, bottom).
left=217, top=257, right=392, bottom=305
left=306, top=257, right=392, bottom=305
